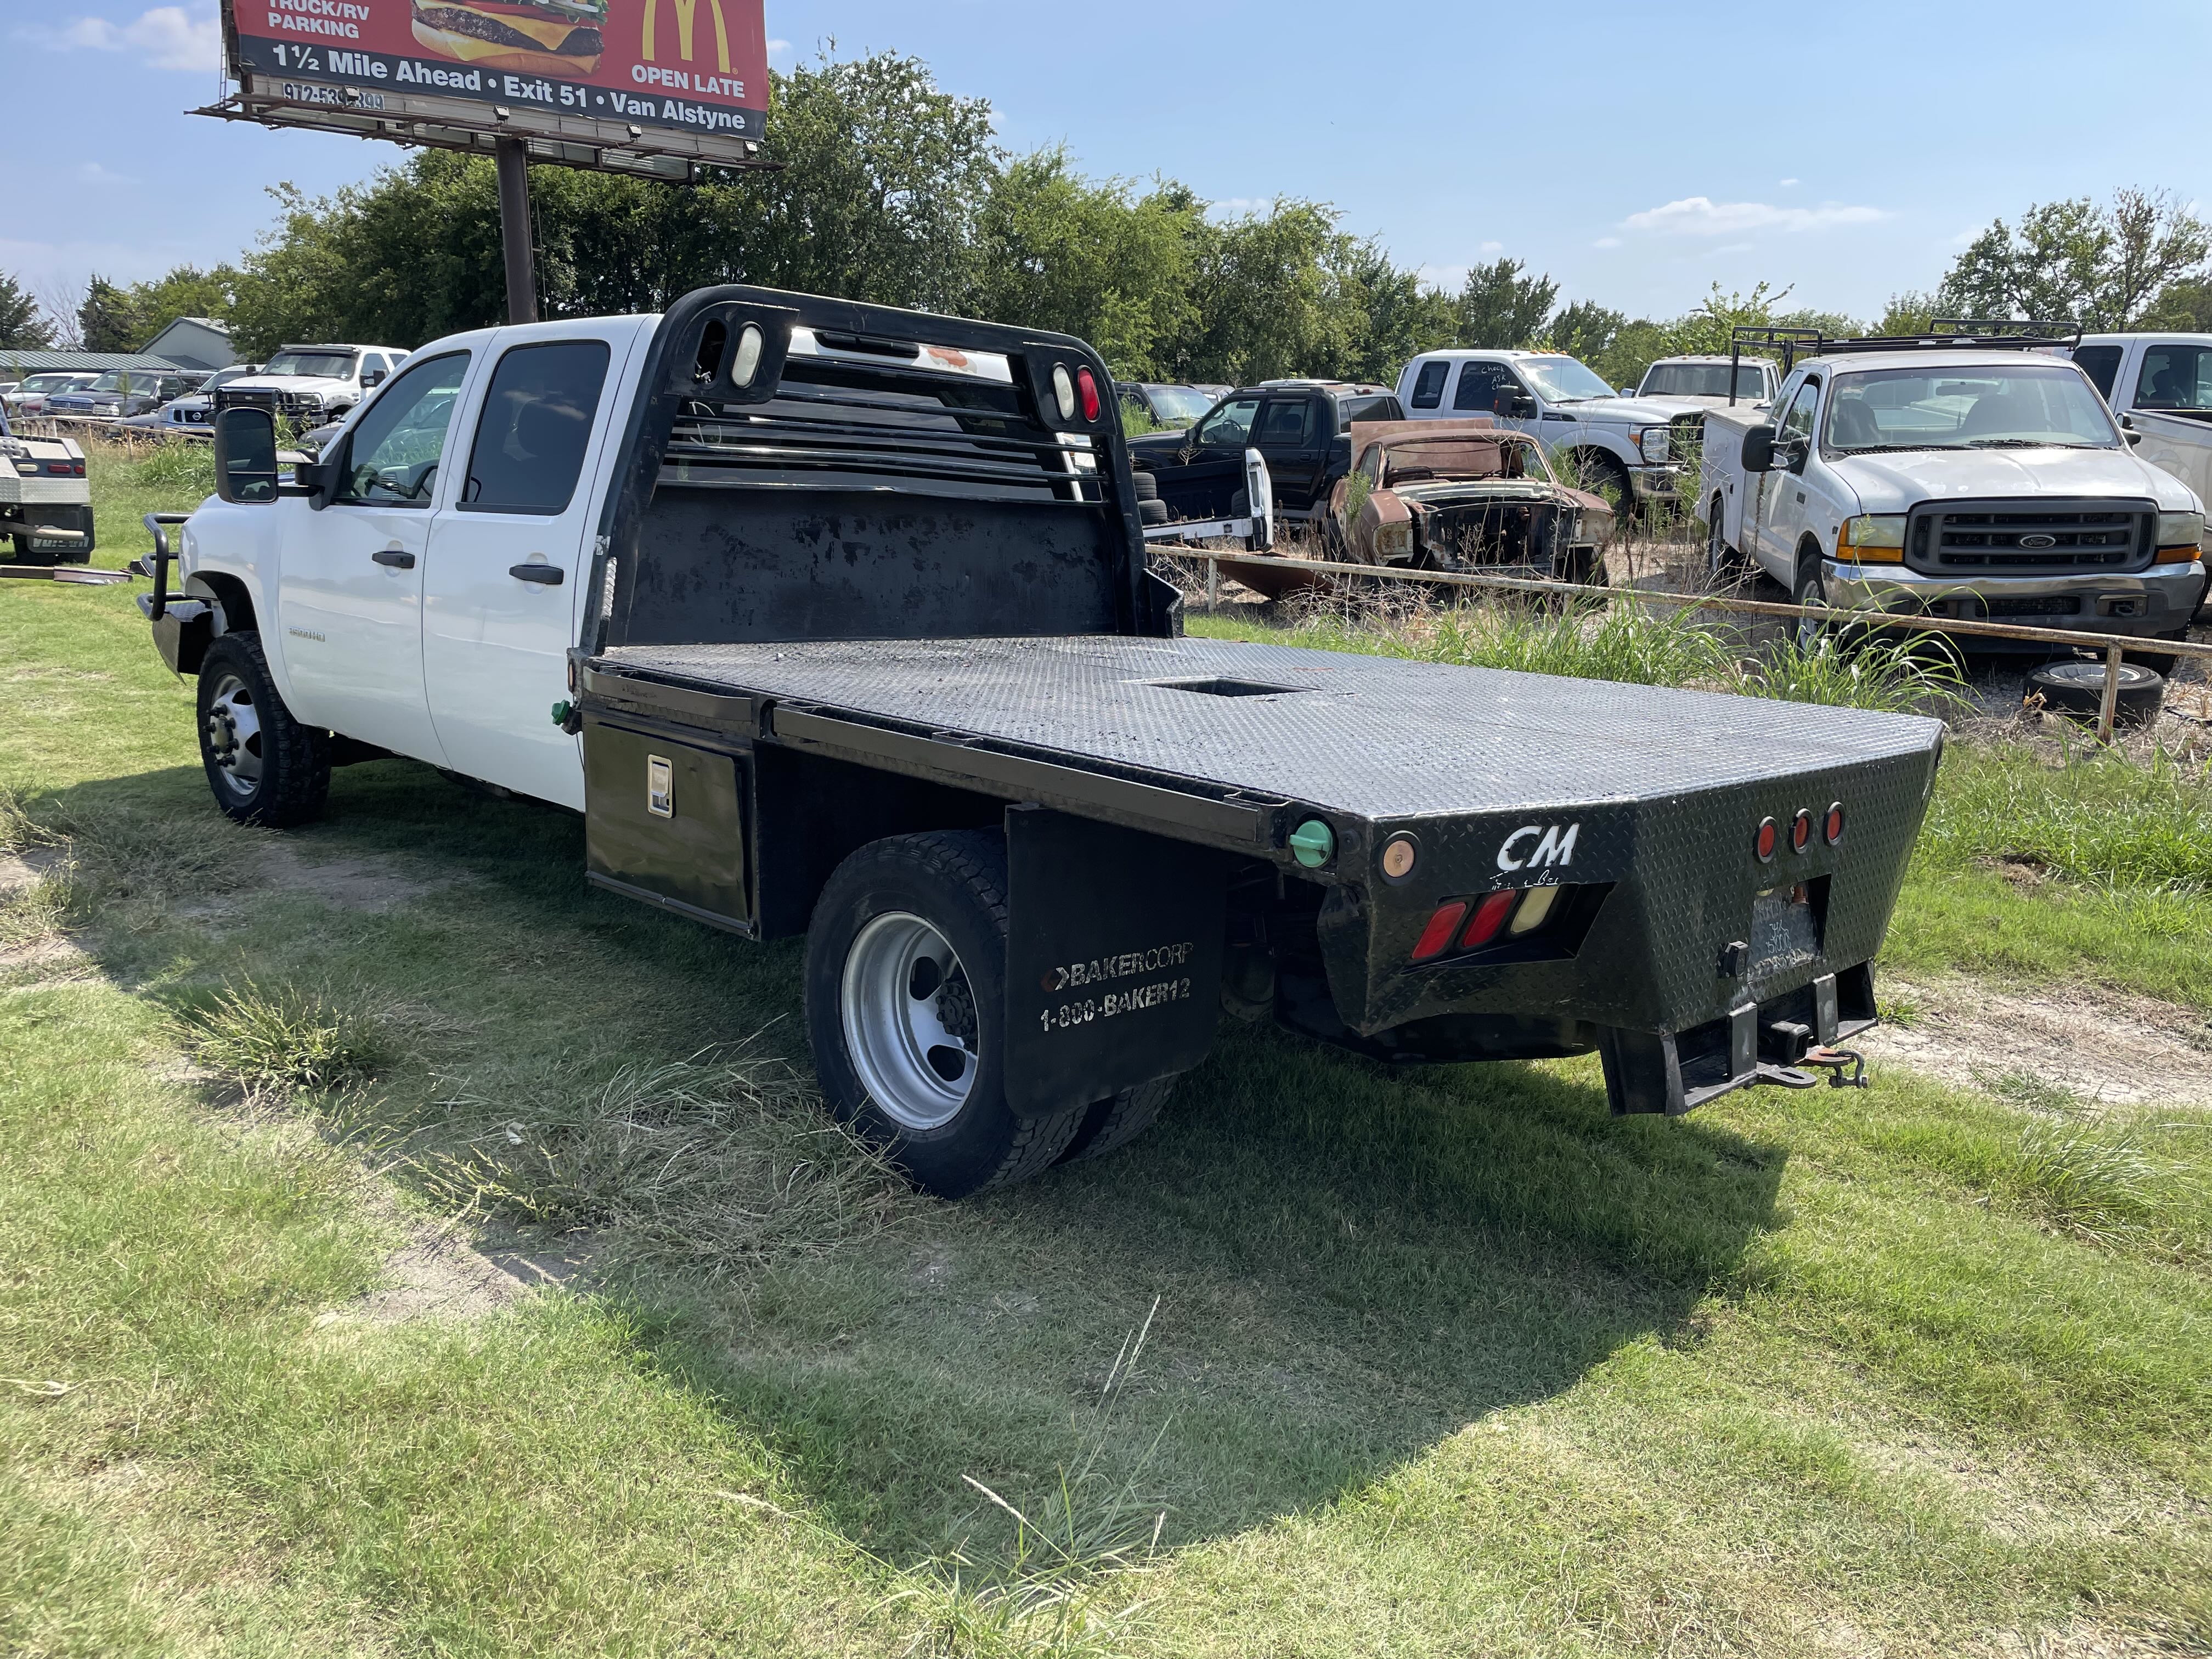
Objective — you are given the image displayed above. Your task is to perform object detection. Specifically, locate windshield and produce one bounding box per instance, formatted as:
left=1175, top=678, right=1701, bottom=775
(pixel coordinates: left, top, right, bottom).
left=263, top=350, right=357, bottom=380
left=1641, top=362, right=1768, bottom=399
left=207, top=366, right=255, bottom=389
left=1515, top=355, right=1616, bottom=404
left=2134, top=343, right=2212, bottom=412
left=22, top=376, right=77, bottom=393
left=1824, top=364, right=2121, bottom=453
left=1148, top=387, right=1215, bottom=424
left=87, top=372, right=134, bottom=392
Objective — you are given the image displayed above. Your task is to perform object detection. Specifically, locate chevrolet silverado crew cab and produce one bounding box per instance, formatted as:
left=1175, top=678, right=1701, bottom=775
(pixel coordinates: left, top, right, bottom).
left=2067, top=332, right=2212, bottom=517
left=1395, top=348, right=1707, bottom=513
left=149, top=285, right=1943, bottom=1199
left=1703, top=325, right=2209, bottom=661
left=1125, top=380, right=1403, bottom=531
left=213, top=343, right=408, bottom=430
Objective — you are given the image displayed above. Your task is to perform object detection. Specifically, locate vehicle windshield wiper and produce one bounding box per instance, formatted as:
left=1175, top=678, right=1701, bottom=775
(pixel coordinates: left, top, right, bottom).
left=1967, top=437, right=2089, bottom=449
left=1830, top=442, right=1965, bottom=455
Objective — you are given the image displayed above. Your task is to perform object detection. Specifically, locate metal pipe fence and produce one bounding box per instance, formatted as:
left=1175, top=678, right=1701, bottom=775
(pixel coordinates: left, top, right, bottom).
left=1150, top=546, right=2212, bottom=743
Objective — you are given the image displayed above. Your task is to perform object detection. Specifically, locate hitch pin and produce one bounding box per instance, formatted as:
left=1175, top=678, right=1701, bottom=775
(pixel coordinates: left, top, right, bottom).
left=1800, top=1045, right=1868, bottom=1090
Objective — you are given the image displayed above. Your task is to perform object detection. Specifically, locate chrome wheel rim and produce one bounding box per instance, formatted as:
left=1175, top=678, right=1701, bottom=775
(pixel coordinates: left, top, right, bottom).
left=840, top=912, right=978, bottom=1130
left=204, top=672, right=264, bottom=798
left=1795, top=569, right=1828, bottom=650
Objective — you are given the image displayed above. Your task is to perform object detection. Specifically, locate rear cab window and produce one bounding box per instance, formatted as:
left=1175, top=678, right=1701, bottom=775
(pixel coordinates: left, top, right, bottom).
left=2071, top=345, right=2123, bottom=400
left=460, top=339, right=613, bottom=515
left=1408, top=360, right=1449, bottom=410
left=1254, top=397, right=1315, bottom=448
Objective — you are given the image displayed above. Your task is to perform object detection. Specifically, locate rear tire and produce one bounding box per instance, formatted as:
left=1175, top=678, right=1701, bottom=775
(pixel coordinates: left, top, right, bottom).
left=1057, top=1075, right=1178, bottom=1166
left=804, top=831, right=1085, bottom=1199
left=1705, top=494, right=1741, bottom=584
left=1129, top=470, right=1159, bottom=503
left=1138, top=499, right=1170, bottom=526
left=195, top=632, right=330, bottom=827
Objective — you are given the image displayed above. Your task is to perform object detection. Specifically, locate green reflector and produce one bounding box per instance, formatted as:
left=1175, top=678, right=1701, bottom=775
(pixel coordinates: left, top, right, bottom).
left=1289, top=819, right=1335, bottom=869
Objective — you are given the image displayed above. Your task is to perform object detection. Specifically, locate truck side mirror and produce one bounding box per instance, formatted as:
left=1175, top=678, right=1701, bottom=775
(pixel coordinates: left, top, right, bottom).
left=212, top=407, right=279, bottom=504
left=1505, top=392, right=1538, bottom=418
left=1740, top=425, right=1776, bottom=473
left=362, top=366, right=386, bottom=387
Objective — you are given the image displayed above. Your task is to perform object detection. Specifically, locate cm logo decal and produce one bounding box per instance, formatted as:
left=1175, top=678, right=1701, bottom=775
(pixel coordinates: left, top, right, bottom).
left=643, top=0, right=733, bottom=72
left=1497, top=823, right=1580, bottom=872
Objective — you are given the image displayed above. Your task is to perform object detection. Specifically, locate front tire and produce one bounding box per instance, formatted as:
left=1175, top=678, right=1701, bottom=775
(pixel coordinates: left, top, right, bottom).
left=1705, top=494, right=1742, bottom=585
left=195, top=633, right=330, bottom=827
left=1791, top=548, right=1832, bottom=651
left=804, top=831, right=1085, bottom=1199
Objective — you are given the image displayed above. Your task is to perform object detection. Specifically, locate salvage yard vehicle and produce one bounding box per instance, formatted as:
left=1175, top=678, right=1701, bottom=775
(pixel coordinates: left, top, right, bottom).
left=150, top=285, right=1944, bottom=1199
left=0, top=404, right=94, bottom=561
left=1326, top=419, right=1613, bottom=584
left=1115, top=381, right=1220, bottom=432
left=122, top=364, right=262, bottom=437
left=1395, top=348, right=1707, bottom=513
left=3, top=371, right=99, bottom=418
left=213, top=343, right=407, bottom=430
left=2067, top=332, right=2212, bottom=523
left=48, top=368, right=206, bottom=422
left=1636, top=354, right=1780, bottom=408
left=1703, top=324, right=2210, bottom=665
left=1126, top=379, right=1403, bottom=530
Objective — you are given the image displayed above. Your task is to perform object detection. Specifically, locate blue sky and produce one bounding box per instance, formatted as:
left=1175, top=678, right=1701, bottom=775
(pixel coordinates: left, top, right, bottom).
left=4, top=0, right=2207, bottom=329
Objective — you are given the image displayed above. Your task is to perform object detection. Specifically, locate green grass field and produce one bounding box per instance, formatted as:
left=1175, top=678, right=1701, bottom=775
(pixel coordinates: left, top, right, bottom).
left=3, top=455, right=2209, bottom=1656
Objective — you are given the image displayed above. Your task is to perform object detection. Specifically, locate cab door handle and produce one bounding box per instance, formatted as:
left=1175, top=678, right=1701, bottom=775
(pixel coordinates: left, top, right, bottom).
left=372, top=548, right=415, bottom=569
left=509, top=563, right=563, bottom=585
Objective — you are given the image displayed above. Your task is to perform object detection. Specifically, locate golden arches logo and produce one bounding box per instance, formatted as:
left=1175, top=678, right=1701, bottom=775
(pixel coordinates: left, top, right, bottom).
left=642, top=0, right=732, bottom=72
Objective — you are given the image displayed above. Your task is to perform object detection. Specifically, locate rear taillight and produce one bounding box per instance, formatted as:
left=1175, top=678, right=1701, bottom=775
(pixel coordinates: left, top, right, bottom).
left=1790, top=809, right=1814, bottom=854
left=1825, top=802, right=1845, bottom=845
left=1754, top=817, right=1778, bottom=862
left=1460, top=890, right=1519, bottom=949
left=1077, top=367, right=1101, bottom=422
left=1509, top=884, right=1559, bottom=935
left=1411, top=901, right=1469, bottom=962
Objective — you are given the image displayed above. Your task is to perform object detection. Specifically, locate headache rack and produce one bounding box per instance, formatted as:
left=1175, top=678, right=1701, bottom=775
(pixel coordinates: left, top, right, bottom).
left=1728, top=320, right=2083, bottom=404
left=584, top=284, right=1166, bottom=654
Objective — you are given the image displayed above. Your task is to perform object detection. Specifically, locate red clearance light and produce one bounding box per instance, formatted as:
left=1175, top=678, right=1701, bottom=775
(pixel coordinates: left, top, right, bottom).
left=1412, top=901, right=1469, bottom=962
left=1754, top=817, right=1778, bottom=862
left=1076, top=366, right=1101, bottom=422
left=1825, top=802, right=1846, bottom=845
left=1790, top=809, right=1814, bottom=854
left=1460, top=890, right=1519, bottom=950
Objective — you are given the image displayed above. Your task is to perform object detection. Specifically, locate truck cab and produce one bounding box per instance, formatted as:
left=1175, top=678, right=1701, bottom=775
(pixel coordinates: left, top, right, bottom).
left=2067, top=333, right=2212, bottom=514
left=1637, top=354, right=1780, bottom=409
left=1395, top=348, right=1706, bottom=511
left=1702, top=329, right=2209, bottom=653
left=1125, top=380, right=1402, bottom=527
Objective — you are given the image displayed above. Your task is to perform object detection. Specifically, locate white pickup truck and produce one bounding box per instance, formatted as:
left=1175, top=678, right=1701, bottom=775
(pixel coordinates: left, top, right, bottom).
left=2067, top=333, right=2212, bottom=514
left=1636, top=354, right=1781, bottom=409
left=1702, top=332, right=2210, bottom=664
left=213, top=343, right=409, bottom=434
left=1393, top=348, right=1707, bottom=511
left=139, top=285, right=1946, bottom=1197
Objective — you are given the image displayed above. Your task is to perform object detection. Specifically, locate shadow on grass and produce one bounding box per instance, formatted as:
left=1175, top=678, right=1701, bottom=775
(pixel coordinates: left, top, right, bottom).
left=33, top=759, right=1787, bottom=1562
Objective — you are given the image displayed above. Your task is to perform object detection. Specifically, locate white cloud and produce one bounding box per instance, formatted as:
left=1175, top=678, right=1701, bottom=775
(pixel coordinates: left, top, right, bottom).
left=1713, top=242, right=1756, bottom=255
left=1621, top=195, right=1886, bottom=236
left=766, top=37, right=795, bottom=65
left=1778, top=177, right=1801, bottom=188
left=1477, top=240, right=1503, bottom=256
left=1207, top=197, right=1271, bottom=222
left=24, top=2, right=218, bottom=72
left=75, top=161, right=136, bottom=187
left=1592, top=236, right=1622, bottom=250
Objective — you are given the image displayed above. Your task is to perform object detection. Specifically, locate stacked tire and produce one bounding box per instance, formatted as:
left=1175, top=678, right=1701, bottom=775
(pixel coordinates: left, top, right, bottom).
left=1131, top=469, right=1169, bottom=526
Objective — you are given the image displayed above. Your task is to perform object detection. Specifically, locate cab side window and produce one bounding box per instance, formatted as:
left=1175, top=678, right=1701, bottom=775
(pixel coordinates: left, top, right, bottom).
left=460, top=340, right=612, bottom=515
left=2071, top=345, right=2122, bottom=400
left=1408, top=360, right=1449, bottom=409
left=1781, top=379, right=1820, bottom=441
left=334, top=351, right=472, bottom=507
left=1254, top=398, right=1314, bottom=448
left=1453, top=363, right=1499, bottom=412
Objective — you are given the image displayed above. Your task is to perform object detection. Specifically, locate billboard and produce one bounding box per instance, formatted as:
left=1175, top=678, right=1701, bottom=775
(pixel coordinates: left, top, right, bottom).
left=217, top=0, right=768, bottom=155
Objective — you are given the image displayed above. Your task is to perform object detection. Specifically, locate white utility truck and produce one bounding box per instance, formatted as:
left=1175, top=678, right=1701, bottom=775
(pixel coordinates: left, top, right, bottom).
left=1393, top=348, right=1708, bottom=512
left=144, top=286, right=1946, bottom=1198
left=1636, top=354, right=1781, bottom=409
left=2067, top=333, right=2212, bottom=514
left=1702, top=324, right=2209, bottom=665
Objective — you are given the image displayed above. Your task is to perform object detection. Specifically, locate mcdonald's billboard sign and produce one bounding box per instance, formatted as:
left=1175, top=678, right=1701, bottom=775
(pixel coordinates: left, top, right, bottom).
left=218, top=0, right=768, bottom=159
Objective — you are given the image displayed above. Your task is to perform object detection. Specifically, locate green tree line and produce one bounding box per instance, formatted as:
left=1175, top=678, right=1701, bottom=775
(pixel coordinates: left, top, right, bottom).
left=7, top=53, right=2208, bottom=391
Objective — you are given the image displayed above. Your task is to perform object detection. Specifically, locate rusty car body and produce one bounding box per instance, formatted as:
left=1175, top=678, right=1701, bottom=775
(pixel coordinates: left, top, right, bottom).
left=1328, top=419, right=1613, bottom=585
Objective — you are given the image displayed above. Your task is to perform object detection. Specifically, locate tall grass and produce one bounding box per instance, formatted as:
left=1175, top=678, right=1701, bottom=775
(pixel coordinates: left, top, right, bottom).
left=1921, top=741, right=2212, bottom=887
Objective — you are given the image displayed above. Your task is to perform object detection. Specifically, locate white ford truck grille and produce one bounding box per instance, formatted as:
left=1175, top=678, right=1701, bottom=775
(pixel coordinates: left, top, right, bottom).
left=1905, top=501, right=2152, bottom=576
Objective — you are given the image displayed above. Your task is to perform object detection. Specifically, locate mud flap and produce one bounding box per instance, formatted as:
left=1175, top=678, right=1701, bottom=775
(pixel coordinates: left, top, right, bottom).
left=1001, top=806, right=1226, bottom=1119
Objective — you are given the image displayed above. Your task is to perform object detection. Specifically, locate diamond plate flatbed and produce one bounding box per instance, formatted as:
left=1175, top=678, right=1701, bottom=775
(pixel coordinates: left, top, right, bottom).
left=593, top=633, right=1942, bottom=821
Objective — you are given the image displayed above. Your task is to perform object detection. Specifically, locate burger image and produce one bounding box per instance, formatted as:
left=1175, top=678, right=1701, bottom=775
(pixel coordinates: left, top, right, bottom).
left=409, top=0, right=606, bottom=75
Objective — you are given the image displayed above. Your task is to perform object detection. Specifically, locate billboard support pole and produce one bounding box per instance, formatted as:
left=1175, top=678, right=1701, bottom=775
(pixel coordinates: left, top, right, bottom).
left=495, top=138, right=538, bottom=326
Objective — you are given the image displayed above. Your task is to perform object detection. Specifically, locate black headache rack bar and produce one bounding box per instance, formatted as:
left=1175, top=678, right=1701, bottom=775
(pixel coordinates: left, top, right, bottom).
left=582, top=284, right=1173, bottom=657
left=1728, top=320, right=2084, bottom=404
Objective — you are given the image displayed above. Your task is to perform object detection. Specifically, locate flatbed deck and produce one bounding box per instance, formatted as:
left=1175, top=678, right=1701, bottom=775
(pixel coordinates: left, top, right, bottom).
left=595, top=634, right=1941, bottom=822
